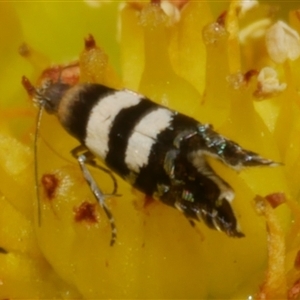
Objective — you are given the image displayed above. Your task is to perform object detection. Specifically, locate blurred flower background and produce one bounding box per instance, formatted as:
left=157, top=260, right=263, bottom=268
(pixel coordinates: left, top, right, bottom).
left=1, top=0, right=300, bottom=299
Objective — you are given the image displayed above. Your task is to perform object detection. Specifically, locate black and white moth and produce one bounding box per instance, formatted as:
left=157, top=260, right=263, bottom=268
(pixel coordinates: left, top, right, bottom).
left=23, top=78, right=276, bottom=246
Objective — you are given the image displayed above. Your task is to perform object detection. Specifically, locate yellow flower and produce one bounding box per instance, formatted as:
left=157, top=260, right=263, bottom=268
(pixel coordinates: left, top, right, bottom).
left=1, top=0, right=300, bottom=299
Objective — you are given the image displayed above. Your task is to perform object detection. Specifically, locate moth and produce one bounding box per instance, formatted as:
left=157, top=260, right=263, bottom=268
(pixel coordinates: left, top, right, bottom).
left=22, top=77, right=276, bottom=246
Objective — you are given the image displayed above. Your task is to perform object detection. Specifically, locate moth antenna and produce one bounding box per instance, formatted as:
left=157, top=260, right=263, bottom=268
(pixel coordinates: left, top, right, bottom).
left=34, top=105, right=44, bottom=227
left=22, top=76, right=44, bottom=226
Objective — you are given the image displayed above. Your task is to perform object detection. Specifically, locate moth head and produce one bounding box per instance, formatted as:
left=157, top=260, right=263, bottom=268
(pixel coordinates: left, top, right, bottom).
left=22, top=76, right=70, bottom=114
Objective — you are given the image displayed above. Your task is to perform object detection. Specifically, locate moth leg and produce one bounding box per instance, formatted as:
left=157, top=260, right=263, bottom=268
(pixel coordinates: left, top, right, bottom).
left=192, top=124, right=278, bottom=170
left=72, top=145, right=117, bottom=246
left=71, top=145, right=119, bottom=195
